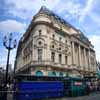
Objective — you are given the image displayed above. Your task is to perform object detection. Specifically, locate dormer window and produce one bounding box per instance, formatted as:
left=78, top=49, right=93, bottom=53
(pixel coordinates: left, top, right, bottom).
left=65, top=40, right=67, bottom=43
left=65, top=40, right=67, bottom=48
left=52, top=34, right=55, bottom=39
left=59, top=37, right=62, bottom=41
left=38, top=41, right=42, bottom=45
left=52, top=45, right=55, bottom=48
left=59, top=47, right=61, bottom=50
left=39, top=30, right=42, bottom=35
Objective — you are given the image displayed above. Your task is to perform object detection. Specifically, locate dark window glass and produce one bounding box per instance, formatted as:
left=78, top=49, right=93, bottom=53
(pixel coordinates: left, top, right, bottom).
left=65, top=56, right=68, bottom=64
left=59, top=54, right=62, bottom=64
left=38, top=49, right=42, bottom=62
left=51, top=52, right=55, bottom=62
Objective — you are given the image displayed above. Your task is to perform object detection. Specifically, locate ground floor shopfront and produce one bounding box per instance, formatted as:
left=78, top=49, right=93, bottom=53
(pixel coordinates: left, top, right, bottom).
left=16, top=65, right=96, bottom=79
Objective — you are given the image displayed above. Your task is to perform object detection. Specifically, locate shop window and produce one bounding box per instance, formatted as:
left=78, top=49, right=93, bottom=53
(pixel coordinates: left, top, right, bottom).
left=59, top=72, right=63, bottom=77
left=52, top=71, right=56, bottom=76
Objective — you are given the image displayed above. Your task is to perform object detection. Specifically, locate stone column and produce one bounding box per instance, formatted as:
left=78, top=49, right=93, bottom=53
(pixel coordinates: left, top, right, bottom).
left=67, top=42, right=72, bottom=66
left=72, top=42, right=75, bottom=65
left=86, top=50, right=89, bottom=70
left=79, top=45, right=82, bottom=67
left=94, top=53, right=97, bottom=72
left=88, top=50, right=91, bottom=71
left=55, top=52, right=58, bottom=64
left=84, top=48, right=87, bottom=71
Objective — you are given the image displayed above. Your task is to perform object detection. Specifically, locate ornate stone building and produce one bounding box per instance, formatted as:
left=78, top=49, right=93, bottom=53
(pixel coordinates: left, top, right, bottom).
left=15, top=6, right=97, bottom=78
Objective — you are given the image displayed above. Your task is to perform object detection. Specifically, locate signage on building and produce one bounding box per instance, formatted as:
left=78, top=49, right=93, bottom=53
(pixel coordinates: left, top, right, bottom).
left=74, top=82, right=82, bottom=86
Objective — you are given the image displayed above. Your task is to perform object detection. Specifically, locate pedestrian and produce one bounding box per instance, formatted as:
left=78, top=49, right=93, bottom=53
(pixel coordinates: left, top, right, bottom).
left=0, top=85, right=2, bottom=100
left=85, top=82, right=90, bottom=95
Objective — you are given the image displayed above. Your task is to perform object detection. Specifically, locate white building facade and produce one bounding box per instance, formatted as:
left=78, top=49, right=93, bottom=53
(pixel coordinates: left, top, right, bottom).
left=15, top=7, right=97, bottom=78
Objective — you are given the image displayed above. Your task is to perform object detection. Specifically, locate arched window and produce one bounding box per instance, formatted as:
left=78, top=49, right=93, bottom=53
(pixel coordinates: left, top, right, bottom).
left=36, top=71, right=43, bottom=76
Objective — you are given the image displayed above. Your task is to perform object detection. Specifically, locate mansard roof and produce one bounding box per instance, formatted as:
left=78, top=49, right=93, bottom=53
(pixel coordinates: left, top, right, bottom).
left=38, top=6, right=78, bottom=31
left=79, top=33, right=89, bottom=43
left=21, top=6, right=93, bottom=48
left=75, top=32, right=90, bottom=44
left=38, top=6, right=92, bottom=44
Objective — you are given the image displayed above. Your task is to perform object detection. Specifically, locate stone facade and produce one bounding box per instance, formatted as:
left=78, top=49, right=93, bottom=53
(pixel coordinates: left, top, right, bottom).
left=15, top=6, right=97, bottom=78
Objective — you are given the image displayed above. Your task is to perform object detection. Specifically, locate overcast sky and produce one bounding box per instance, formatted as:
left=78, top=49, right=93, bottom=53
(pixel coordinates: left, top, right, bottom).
left=0, top=0, right=100, bottom=68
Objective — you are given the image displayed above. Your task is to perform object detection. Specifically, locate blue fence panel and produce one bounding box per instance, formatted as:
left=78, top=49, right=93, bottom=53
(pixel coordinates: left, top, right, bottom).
left=14, top=81, right=64, bottom=100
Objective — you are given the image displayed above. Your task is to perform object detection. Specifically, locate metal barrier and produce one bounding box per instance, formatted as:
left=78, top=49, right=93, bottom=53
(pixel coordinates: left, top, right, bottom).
left=0, top=90, right=15, bottom=100
left=13, top=81, right=64, bottom=100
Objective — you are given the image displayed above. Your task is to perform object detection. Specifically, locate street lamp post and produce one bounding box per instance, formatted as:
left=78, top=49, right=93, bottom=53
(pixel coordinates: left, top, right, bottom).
left=3, top=33, right=17, bottom=100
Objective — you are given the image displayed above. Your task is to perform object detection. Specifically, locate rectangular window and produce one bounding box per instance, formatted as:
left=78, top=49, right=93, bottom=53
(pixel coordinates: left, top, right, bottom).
left=59, top=54, right=62, bottom=64
left=38, top=49, right=42, bottom=62
left=51, top=52, right=55, bottom=62
left=65, top=56, right=68, bottom=64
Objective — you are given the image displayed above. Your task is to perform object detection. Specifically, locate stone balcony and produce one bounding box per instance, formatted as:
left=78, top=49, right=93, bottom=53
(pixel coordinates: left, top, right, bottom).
left=16, top=60, right=95, bottom=73
left=31, top=60, right=70, bottom=68
left=16, top=60, right=71, bottom=72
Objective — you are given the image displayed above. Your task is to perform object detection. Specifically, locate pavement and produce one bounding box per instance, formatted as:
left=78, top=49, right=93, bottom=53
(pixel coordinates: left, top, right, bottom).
left=48, top=92, right=100, bottom=100
left=7, top=92, right=100, bottom=100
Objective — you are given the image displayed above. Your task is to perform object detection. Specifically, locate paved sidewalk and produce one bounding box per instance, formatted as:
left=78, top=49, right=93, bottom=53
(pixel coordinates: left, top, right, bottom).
left=8, top=92, right=100, bottom=100
left=48, top=93, right=100, bottom=100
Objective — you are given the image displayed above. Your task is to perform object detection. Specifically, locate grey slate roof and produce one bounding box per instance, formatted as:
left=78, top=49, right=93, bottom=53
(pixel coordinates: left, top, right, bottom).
left=38, top=6, right=78, bottom=31
left=78, top=33, right=90, bottom=44
left=38, top=6, right=90, bottom=44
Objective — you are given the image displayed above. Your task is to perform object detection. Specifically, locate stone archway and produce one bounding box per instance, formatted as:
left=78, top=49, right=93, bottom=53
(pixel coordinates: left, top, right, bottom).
left=36, top=71, right=43, bottom=76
